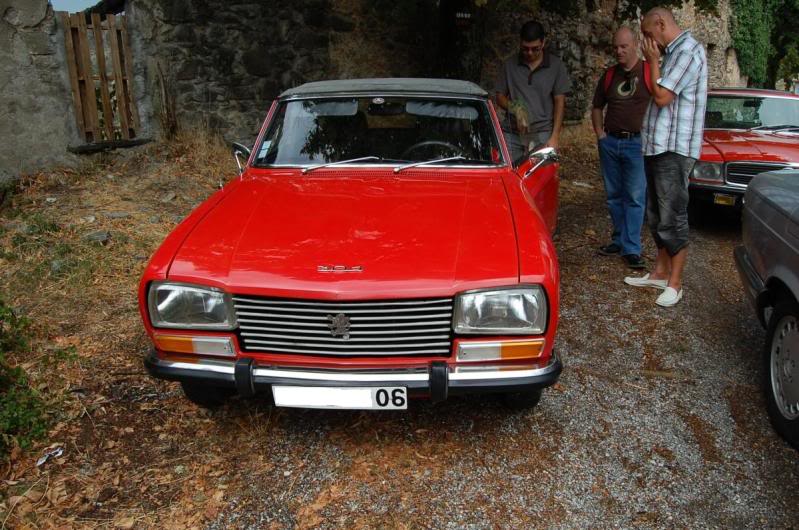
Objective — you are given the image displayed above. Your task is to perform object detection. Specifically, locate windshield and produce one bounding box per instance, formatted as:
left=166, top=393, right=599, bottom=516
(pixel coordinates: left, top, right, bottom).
left=705, top=95, right=799, bottom=130
left=253, top=96, right=503, bottom=167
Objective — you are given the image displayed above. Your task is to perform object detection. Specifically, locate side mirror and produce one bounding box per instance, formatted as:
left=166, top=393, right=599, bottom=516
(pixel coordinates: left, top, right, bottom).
left=232, top=142, right=252, bottom=175
left=522, top=147, right=559, bottom=180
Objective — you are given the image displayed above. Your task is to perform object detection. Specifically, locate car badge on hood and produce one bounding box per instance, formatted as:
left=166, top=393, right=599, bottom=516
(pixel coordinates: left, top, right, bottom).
left=327, top=313, right=351, bottom=339
left=318, top=265, right=363, bottom=272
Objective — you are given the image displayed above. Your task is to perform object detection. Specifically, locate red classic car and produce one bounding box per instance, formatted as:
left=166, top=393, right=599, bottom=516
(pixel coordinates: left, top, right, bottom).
left=689, top=88, right=799, bottom=208
left=139, top=78, right=562, bottom=410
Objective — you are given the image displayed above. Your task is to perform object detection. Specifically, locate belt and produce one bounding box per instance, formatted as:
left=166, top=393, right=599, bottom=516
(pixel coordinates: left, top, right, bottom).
left=606, top=130, right=640, bottom=139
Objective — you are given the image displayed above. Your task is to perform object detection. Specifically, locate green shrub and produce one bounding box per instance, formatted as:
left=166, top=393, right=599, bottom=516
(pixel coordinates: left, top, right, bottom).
left=0, top=299, right=47, bottom=457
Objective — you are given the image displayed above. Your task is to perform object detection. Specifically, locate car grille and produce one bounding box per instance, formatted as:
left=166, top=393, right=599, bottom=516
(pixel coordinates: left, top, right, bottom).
left=232, top=295, right=453, bottom=356
left=726, top=162, right=790, bottom=186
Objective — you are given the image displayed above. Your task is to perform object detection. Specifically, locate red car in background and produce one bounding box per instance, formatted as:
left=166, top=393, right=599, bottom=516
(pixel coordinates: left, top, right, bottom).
left=139, top=78, right=562, bottom=411
left=689, top=88, right=799, bottom=208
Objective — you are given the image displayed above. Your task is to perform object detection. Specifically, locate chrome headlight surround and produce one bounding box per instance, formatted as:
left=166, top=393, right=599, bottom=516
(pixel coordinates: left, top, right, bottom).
left=690, top=160, right=723, bottom=182
left=453, top=285, right=548, bottom=335
left=147, top=281, right=237, bottom=330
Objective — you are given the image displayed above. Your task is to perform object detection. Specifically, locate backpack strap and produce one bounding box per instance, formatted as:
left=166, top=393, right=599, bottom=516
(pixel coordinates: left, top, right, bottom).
left=642, top=60, right=653, bottom=93
left=604, top=61, right=654, bottom=94
left=603, top=65, right=617, bottom=93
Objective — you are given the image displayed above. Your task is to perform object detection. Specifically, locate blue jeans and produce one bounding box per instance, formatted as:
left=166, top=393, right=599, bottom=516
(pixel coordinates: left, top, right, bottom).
left=597, top=134, right=646, bottom=256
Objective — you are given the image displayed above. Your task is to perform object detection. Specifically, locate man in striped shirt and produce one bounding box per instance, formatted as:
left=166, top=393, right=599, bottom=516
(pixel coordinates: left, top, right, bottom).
left=624, top=7, right=707, bottom=308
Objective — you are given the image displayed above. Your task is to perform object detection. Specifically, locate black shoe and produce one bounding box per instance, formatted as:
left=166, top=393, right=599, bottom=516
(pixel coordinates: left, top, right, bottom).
left=622, top=254, right=646, bottom=269
left=598, top=243, right=621, bottom=256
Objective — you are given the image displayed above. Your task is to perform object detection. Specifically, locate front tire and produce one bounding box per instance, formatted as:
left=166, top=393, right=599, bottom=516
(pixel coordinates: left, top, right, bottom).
left=500, top=389, right=542, bottom=411
left=763, top=301, right=799, bottom=449
left=181, top=382, right=235, bottom=409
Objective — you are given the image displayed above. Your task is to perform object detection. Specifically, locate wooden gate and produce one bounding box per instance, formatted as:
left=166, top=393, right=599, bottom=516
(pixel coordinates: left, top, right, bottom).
left=59, top=12, right=140, bottom=144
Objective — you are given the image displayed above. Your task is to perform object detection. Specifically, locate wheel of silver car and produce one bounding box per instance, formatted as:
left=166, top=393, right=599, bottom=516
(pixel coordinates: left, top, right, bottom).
left=400, top=140, right=465, bottom=159
left=764, top=301, right=799, bottom=449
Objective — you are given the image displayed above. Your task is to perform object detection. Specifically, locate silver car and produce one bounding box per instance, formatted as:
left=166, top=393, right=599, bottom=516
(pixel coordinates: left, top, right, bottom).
left=735, top=170, right=799, bottom=449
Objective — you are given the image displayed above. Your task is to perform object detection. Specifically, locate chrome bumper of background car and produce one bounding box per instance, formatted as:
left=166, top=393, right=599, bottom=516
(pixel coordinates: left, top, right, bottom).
left=144, top=350, right=562, bottom=401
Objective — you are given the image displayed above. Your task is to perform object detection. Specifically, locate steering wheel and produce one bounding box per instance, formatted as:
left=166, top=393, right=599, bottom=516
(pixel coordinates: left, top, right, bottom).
left=401, top=140, right=466, bottom=159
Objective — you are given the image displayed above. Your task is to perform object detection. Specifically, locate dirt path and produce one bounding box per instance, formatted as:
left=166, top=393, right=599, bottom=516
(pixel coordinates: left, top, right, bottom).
left=1, top=131, right=796, bottom=529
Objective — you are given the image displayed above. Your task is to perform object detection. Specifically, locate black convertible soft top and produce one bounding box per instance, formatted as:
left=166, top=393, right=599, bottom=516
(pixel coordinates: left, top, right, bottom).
left=279, top=78, right=488, bottom=99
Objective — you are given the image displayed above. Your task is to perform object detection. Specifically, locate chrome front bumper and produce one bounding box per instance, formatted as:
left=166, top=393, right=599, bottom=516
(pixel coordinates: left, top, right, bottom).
left=144, top=350, right=562, bottom=401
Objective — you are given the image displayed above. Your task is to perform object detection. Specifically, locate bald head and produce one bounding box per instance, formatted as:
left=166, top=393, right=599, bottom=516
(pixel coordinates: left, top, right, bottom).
left=613, top=26, right=640, bottom=68
left=641, top=6, right=681, bottom=49
left=644, top=7, right=676, bottom=25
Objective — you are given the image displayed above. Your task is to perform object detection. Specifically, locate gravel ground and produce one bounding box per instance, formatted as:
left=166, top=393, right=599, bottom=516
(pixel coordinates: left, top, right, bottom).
left=199, top=183, right=799, bottom=529
left=3, top=139, right=797, bottom=529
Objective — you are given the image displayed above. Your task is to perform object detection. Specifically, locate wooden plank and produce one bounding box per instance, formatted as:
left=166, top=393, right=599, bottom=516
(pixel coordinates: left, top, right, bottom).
left=119, top=17, right=140, bottom=133
left=74, top=13, right=100, bottom=142
left=106, top=15, right=131, bottom=139
left=91, top=13, right=115, bottom=141
left=59, top=12, right=86, bottom=139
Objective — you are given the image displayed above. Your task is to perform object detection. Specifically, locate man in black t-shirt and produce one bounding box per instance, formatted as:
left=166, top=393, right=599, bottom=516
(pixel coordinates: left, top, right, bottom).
left=591, top=26, right=652, bottom=269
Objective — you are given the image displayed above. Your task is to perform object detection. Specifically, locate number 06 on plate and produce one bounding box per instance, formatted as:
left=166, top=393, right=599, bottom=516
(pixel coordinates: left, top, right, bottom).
left=272, top=386, right=408, bottom=410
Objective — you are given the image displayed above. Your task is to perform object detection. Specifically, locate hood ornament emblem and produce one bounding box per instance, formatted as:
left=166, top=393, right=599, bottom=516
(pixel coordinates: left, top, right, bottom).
left=318, top=265, right=363, bottom=273
left=327, top=313, right=351, bottom=339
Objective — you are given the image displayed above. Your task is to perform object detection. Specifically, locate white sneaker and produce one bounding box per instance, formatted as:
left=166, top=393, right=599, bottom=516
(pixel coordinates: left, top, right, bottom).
left=624, top=273, right=668, bottom=290
left=656, top=287, right=683, bottom=307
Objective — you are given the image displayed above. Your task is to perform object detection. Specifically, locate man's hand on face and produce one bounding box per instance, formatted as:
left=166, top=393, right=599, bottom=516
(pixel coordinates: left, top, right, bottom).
left=642, top=36, right=660, bottom=63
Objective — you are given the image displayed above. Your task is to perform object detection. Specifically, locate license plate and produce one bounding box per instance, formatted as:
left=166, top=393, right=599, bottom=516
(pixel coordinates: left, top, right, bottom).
left=272, top=386, right=408, bottom=410
left=713, top=193, right=736, bottom=206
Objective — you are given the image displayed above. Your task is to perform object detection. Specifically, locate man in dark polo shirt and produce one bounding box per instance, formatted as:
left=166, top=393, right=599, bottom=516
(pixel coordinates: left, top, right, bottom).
left=495, top=21, right=571, bottom=162
left=591, top=26, right=652, bottom=269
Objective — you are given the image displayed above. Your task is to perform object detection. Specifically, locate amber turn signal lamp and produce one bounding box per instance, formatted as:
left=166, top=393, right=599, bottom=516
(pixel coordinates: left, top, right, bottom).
left=153, top=334, right=235, bottom=357
left=456, top=339, right=545, bottom=362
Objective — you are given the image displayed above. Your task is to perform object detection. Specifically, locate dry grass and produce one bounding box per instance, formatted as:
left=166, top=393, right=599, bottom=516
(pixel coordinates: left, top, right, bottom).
left=0, top=128, right=234, bottom=528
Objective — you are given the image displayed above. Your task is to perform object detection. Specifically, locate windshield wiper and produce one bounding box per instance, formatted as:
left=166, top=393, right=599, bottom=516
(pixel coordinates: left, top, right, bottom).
left=393, top=155, right=466, bottom=174
left=302, top=156, right=380, bottom=174
left=749, top=124, right=799, bottom=131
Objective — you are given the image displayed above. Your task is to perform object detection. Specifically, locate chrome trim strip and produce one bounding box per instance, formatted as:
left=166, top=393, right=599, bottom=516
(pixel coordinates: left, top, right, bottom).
left=242, top=339, right=451, bottom=349
left=155, top=358, right=235, bottom=375
left=253, top=367, right=430, bottom=382
left=240, top=332, right=450, bottom=342
left=245, top=346, right=450, bottom=355
left=236, top=318, right=452, bottom=328
left=240, top=328, right=449, bottom=337
left=152, top=356, right=558, bottom=383
left=233, top=298, right=452, bottom=307
left=236, top=311, right=453, bottom=321
left=234, top=304, right=452, bottom=314
left=448, top=360, right=559, bottom=381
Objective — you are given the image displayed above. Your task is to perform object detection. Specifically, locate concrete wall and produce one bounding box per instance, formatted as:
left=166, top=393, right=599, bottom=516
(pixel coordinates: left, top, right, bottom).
left=0, top=0, right=80, bottom=184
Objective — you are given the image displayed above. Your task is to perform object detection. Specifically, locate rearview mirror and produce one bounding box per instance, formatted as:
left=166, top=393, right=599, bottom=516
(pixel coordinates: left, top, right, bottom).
left=522, top=147, right=559, bottom=180
left=232, top=142, right=251, bottom=175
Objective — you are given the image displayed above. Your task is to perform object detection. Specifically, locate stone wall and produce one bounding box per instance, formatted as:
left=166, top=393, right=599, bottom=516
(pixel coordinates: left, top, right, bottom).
left=126, top=0, right=744, bottom=141
left=480, top=0, right=745, bottom=123
left=0, top=0, right=80, bottom=184
left=126, top=0, right=441, bottom=143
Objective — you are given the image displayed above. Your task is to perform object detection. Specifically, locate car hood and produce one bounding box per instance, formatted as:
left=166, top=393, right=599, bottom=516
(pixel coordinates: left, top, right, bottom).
left=703, top=130, right=799, bottom=162
left=168, top=168, right=521, bottom=299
